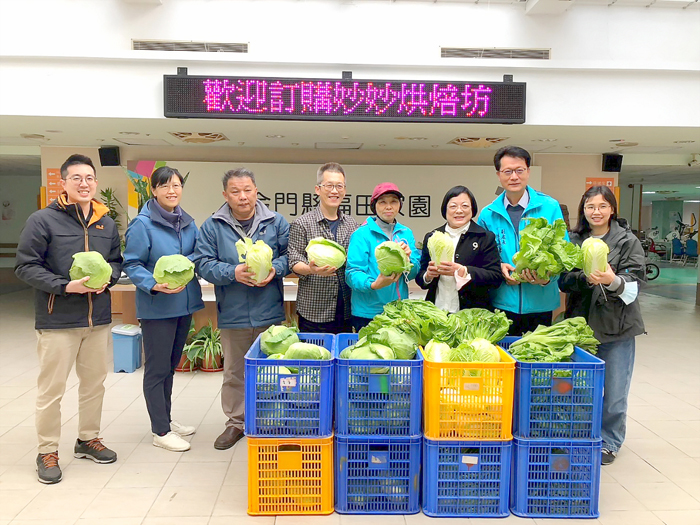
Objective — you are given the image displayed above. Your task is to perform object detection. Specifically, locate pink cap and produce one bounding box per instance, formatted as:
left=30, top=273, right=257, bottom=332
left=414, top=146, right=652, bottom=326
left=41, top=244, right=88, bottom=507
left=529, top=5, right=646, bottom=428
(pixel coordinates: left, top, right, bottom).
left=370, top=182, right=404, bottom=205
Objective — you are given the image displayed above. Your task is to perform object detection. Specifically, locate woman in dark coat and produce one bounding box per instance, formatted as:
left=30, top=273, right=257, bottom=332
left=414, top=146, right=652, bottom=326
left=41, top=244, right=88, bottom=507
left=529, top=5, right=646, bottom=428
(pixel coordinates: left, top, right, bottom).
left=416, top=185, right=503, bottom=312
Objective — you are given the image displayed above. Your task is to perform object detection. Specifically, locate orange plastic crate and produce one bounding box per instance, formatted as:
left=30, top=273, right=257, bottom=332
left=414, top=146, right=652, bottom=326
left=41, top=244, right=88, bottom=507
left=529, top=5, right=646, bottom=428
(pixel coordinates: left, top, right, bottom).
left=423, top=347, right=515, bottom=441
left=247, top=435, right=334, bottom=515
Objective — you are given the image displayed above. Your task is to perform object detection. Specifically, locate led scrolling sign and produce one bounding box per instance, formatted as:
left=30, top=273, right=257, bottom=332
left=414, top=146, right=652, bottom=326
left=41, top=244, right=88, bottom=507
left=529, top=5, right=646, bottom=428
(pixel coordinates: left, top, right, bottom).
left=164, top=75, right=526, bottom=124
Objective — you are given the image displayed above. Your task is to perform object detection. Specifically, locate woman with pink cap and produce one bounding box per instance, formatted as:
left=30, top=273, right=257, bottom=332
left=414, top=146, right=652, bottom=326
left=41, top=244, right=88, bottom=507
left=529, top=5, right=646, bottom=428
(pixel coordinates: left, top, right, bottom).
left=345, top=182, right=420, bottom=331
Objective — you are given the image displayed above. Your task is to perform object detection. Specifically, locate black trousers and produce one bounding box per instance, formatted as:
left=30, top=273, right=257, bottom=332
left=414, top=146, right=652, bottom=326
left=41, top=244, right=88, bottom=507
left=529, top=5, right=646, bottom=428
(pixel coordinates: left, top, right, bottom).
left=350, top=316, right=374, bottom=333
left=298, top=313, right=352, bottom=335
left=140, top=315, right=192, bottom=435
left=504, top=310, right=552, bottom=336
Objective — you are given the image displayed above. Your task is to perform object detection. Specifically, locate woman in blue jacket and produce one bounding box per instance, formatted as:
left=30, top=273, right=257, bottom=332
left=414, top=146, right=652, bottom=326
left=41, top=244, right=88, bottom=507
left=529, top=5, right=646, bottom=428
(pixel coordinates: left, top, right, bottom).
left=123, top=166, right=204, bottom=453
left=346, top=183, right=420, bottom=331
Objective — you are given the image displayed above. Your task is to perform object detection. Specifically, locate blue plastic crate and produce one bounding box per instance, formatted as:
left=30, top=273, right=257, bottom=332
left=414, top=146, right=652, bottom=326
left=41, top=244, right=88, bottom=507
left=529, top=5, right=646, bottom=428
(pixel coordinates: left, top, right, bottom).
left=500, top=336, right=605, bottom=440
left=334, top=333, right=422, bottom=437
left=510, top=437, right=601, bottom=518
left=244, top=332, right=334, bottom=437
left=422, top=437, right=511, bottom=518
left=335, top=435, right=421, bottom=514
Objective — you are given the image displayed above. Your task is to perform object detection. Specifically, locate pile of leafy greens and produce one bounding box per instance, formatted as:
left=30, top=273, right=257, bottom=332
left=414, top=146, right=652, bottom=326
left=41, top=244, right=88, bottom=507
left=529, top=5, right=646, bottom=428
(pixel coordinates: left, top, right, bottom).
left=69, top=251, right=112, bottom=289
left=375, top=241, right=412, bottom=276
left=235, top=237, right=273, bottom=283
left=451, top=308, right=512, bottom=346
left=512, top=218, right=582, bottom=282
left=260, top=325, right=300, bottom=356
left=153, top=254, right=195, bottom=289
left=306, top=237, right=346, bottom=268
left=507, top=317, right=600, bottom=362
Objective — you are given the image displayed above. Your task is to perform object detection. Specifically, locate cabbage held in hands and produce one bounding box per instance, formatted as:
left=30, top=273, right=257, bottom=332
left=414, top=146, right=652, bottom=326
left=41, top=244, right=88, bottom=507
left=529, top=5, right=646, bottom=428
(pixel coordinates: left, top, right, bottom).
left=236, top=237, right=273, bottom=283
left=375, top=241, right=412, bottom=276
left=581, top=237, right=609, bottom=277
left=153, top=254, right=195, bottom=289
left=306, top=237, right=346, bottom=268
left=69, top=251, right=112, bottom=289
left=427, top=231, right=454, bottom=264
left=512, top=218, right=582, bottom=282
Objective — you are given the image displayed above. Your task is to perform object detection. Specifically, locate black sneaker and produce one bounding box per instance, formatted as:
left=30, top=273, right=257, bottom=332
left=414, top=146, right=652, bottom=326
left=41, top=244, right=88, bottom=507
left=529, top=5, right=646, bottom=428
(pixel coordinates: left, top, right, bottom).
left=74, top=438, right=117, bottom=464
left=601, top=448, right=617, bottom=465
left=37, top=452, right=62, bottom=484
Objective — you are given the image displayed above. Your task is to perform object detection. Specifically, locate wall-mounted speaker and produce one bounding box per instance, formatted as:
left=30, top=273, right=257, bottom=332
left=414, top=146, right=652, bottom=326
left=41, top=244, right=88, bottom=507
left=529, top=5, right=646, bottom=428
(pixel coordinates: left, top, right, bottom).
left=98, top=146, right=120, bottom=167
left=602, top=153, right=623, bottom=173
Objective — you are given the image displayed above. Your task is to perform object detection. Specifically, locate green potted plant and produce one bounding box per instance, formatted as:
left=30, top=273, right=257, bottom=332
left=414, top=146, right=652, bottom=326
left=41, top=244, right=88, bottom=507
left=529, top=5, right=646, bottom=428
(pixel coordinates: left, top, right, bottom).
left=183, top=321, right=223, bottom=372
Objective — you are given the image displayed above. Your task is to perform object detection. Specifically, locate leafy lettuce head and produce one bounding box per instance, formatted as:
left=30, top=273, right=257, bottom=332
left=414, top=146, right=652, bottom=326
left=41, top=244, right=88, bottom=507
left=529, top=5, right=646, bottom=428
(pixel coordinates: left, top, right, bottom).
left=235, top=237, right=273, bottom=283
left=375, top=241, right=411, bottom=276
left=153, top=254, right=195, bottom=289
left=69, top=251, right=112, bottom=289
left=306, top=237, right=346, bottom=268
left=427, top=231, right=455, bottom=265
left=581, top=237, right=609, bottom=277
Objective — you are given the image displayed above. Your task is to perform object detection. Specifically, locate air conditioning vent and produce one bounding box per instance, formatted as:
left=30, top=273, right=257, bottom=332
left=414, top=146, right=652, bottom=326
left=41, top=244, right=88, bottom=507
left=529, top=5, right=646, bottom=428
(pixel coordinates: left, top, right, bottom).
left=441, top=47, right=550, bottom=60
left=132, top=40, right=248, bottom=53
left=448, top=137, right=509, bottom=149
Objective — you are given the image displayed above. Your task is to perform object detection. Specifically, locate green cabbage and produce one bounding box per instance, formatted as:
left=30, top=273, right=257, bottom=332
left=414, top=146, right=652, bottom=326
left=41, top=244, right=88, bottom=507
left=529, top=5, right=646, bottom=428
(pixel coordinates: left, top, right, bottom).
left=512, top=218, right=582, bottom=282
left=581, top=237, right=609, bottom=277
left=427, top=231, right=455, bottom=264
left=375, top=241, right=412, bottom=276
left=423, top=340, right=451, bottom=362
left=260, top=325, right=299, bottom=356
left=285, top=342, right=332, bottom=360
left=69, top=251, right=112, bottom=289
left=235, top=237, right=273, bottom=283
left=369, top=326, right=417, bottom=359
left=153, top=254, right=195, bottom=289
left=344, top=342, right=395, bottom=373
left=450, top=338, right=501, bottom=363
left=306, top=237, right=346, bottom=268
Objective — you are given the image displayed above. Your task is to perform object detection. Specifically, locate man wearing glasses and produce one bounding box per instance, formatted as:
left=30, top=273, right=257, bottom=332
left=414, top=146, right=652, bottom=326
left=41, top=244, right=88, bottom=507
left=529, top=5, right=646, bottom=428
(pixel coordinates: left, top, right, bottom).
left=193, top=168, right=289, bottom=450
left=288, top=163, right=358, bottom=333
left=15, top=154, right=122, bottom=484
left=477, top=146, right=566, bottom=335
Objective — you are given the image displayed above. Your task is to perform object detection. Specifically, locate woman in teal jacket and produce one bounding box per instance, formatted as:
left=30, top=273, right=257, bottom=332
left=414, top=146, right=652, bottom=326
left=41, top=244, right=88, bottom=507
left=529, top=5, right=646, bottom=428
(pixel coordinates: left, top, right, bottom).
left=346, top=183, right=420, bottom=331
left=123, top=166, right=204, bottom=453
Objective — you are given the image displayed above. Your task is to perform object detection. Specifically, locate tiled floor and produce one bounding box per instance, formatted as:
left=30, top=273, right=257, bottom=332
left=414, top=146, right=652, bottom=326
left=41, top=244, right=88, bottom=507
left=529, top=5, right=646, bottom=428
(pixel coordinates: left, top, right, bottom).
left=0, top=289, right=698, bottom=525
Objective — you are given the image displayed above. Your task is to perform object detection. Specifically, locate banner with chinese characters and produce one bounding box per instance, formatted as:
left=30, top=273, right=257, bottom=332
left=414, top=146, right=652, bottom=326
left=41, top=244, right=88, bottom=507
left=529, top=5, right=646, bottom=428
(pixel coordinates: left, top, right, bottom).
left=164, top=76, right=526, bottom=124
left=151, top=161, right=542, bottom=237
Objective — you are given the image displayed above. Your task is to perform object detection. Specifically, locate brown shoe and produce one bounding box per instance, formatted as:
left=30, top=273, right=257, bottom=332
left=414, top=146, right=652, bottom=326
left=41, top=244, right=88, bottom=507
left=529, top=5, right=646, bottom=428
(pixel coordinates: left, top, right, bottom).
left=214, top=426, right=244, bottom=450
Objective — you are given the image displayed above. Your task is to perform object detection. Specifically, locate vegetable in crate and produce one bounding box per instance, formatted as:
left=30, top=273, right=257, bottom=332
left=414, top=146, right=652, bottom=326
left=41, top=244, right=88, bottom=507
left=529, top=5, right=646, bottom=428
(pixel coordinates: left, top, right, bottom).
left=581, top=237, right=609, bottom=277
left=450, top=338, right=501, bottom=363
left=235, top=237, right=273, bottom=283
left=511, top=218, right=582, bottom=282
left=69, top=251, right=113, bottom=289
left=284, top=342, right=332, bottom=360
left=259, top=325, right=299, bottom=356
left=427, top=231, right=455, bottom=264
left=153, top=254, right=195, bottom=289
left=375, top=241, right=412, bottom=276
left=508, top=317, right=600, bottom=362
left=451, top=308, right=512, bottom=344
left=341, top=342, right=395, bottom=373
left=305, top=237, right=346, bottom=268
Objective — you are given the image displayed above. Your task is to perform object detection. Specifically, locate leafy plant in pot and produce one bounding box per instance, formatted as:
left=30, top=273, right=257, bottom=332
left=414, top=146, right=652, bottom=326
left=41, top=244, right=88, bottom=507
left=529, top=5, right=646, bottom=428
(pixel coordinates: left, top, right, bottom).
left=183, top=321, right=223, bottom=372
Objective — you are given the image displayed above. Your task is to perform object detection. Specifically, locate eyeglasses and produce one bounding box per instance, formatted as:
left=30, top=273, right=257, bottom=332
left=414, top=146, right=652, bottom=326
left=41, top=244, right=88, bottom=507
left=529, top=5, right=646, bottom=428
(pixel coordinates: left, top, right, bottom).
left=318, top=183, right=346, bottom=191
left=67, top=175, right=96, bottom=184
left=584, top=204, right=612, bottom=212
left=498, top=168, right=528, bottom=176
left=447, top=203, right=472, bottom=212
left=157, top=183, right=182, bottom=191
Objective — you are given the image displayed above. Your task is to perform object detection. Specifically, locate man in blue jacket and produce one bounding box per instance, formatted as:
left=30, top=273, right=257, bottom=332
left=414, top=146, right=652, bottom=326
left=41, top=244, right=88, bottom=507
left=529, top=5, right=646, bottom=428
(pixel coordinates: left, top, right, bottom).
left=193, top=168, right=289, bottom=450
left=477, top=146, right=565, bottom=335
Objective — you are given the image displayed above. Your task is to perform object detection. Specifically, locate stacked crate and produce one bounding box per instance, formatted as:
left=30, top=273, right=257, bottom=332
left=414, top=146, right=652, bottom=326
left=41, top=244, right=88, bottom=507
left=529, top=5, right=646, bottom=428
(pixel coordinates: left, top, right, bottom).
left=500, top=336, right=605, bottom=519
left=421, top=346, right=516, bottom=517
left=333, top=333, right=423, bottom=515
left=244, top=333, right=335, bottom=516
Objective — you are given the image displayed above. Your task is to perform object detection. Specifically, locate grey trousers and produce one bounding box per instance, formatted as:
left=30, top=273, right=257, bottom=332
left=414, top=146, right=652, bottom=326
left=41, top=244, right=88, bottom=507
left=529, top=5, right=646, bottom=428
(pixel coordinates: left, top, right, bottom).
left=220, top=326, right=270, bottom=430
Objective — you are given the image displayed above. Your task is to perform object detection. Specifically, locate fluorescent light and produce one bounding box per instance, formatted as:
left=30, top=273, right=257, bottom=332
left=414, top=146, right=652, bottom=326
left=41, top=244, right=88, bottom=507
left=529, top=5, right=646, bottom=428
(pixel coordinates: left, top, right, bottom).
left=642, top=191, right=656, bottom=194
left=685, top=200, right=700, bottom=203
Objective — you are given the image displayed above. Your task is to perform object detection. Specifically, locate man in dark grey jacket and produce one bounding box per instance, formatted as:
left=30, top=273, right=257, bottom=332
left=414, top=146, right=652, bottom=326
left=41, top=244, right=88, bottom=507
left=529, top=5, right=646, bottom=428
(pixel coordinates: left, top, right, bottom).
left=15, top=154, right=122, bottom=484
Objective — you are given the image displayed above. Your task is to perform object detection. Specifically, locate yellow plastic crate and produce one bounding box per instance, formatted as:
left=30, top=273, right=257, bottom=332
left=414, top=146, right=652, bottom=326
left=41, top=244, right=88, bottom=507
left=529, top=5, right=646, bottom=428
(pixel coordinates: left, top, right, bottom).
left=423, top=347, right=515, bottom=441
left=248, top=435, right=334, bottom=515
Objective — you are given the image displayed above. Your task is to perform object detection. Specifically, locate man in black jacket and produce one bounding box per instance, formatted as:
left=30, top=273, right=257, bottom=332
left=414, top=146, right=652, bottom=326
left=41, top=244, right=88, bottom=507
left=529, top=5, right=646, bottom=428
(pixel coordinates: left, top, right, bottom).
left=15, top=154, right=123, bottom=484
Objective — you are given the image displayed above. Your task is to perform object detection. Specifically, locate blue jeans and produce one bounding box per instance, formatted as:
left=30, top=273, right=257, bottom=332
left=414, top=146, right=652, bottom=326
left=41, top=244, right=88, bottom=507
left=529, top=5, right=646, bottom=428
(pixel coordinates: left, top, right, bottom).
left=597, top=338, right=636, bottom=453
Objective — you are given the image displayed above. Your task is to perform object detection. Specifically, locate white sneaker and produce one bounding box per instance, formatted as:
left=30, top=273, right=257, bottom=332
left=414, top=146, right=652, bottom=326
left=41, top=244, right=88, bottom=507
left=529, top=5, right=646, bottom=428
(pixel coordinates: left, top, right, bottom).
left=170, top=421, right=196, bottom=436
left=153, top=432, right=191, bottom=452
